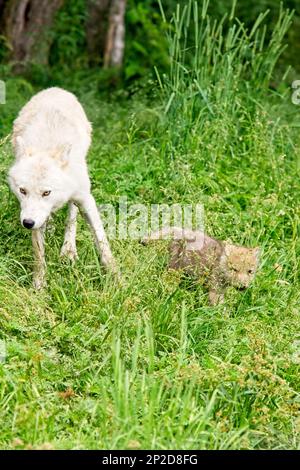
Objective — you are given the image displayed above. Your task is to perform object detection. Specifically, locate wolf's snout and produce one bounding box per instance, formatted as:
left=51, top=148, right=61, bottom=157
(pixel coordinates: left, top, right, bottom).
left=23, top=219, right=35, bottom=229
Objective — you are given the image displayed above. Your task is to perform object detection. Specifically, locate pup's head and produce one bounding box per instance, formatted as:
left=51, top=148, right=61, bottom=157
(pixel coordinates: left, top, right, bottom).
left=221, top=244, right=260, bottom=288
left=8, top=137, right=74, bottom=230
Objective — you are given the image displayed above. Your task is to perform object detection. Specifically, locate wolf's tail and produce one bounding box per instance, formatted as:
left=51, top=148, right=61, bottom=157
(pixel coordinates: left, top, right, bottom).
left=142, top=227, right=198, bottom=244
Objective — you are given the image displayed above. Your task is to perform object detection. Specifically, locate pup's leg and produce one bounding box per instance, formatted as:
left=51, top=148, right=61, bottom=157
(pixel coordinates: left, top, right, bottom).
left=60, top=202, right=78, bottom=262
left=168, top=240, right=185, bottom=270
left=32, top=228, right=46, bottom=289
left=208, top=288, right=225, bottom=305
left=79, top=194, right=118, bottom=275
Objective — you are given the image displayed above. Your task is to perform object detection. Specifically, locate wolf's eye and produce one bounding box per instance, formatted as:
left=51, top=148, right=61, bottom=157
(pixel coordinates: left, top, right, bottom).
left=42, top=190, right=51, bottom=197
left=19, top=188, right=27, bottom=195
left=248, top=269, right=253, bottom=274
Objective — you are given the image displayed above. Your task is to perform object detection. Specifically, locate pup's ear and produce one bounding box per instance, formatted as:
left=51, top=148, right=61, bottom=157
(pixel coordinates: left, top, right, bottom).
left=15, top=136, right=28, bottom=159
left=253, top=247, right=261, bottom=260
left=52, top=143, right=72, bottom=168
left=224, top=243, right=235, bottom=257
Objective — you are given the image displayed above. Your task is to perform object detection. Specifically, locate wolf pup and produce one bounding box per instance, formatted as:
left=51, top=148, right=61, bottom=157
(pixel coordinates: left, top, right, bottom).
left=8, top=87, right=118, bottom=289
left=143, top=227, right=260, bottom=305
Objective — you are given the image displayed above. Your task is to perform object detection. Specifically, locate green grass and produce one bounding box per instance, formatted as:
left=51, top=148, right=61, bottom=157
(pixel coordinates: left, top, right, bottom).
left=0, top=1, right=300, bottom=450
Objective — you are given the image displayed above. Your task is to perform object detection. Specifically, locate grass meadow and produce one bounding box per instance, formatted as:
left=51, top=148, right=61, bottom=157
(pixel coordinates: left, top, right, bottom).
left=0, top=0, right=300, bottom=449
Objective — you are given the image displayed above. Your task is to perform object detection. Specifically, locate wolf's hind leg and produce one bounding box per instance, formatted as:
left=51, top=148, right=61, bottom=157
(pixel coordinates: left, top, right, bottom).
left=60, top=202, right=78, bottom=262
left=32, top=227, right=46, bottom=289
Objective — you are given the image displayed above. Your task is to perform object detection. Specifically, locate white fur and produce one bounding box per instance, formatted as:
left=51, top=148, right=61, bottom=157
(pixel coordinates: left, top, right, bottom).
left=8, top=87, right=117, bottom=288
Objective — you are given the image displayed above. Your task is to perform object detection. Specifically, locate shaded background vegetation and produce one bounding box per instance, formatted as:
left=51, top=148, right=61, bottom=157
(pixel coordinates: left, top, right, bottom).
left=0, top=0, right=299, bottom=89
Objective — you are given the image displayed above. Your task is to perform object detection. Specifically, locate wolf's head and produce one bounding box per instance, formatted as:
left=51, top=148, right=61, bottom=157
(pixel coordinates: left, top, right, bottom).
left=8, top=136, right=75, bottom=229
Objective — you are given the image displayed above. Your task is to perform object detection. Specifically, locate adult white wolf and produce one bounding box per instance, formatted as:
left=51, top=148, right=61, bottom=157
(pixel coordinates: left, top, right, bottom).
left=8, top=87, right=117, bottom=289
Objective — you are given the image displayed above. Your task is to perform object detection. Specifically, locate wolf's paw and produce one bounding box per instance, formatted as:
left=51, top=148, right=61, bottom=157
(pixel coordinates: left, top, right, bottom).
left=103, top=256, right=122, bottom=285
left=60, top=243, right=78, bottom=262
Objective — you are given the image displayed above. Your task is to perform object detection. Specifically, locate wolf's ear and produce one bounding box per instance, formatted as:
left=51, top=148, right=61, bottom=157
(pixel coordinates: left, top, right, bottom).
left=52, top=143, right=72, bottom=168
left=15, top=136, right=28, bottom=159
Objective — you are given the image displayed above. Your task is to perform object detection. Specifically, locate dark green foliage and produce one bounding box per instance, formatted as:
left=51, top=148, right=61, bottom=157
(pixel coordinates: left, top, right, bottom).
left=49, top=0, right=87, bottom=69
left=124, top=0, right=170, bottom=80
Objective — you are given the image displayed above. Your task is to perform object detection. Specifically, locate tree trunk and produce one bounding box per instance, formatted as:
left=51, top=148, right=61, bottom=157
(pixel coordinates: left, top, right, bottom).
left=1, top=0, right=63, bottom=70
left=104, top=0, right=127, bottom=68
left=0, top=0, right=7, bottom=30
left=0, top=0, right=6, bottom=14
left=86, top=0, right=127, bottom=69
left=86, top=0, right=110, bottom=65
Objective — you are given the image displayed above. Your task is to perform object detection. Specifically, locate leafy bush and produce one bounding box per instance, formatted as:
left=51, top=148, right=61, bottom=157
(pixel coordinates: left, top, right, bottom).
left=124, top=0, right=170, bottom=80
left=49, top=0, right=87, bottom=69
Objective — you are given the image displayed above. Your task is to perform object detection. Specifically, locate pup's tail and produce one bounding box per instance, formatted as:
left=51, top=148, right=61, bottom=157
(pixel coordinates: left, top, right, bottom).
left=142, top=227, right=198, bottom=244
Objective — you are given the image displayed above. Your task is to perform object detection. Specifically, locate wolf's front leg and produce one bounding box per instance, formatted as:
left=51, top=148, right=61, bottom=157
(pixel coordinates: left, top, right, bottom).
left=79, top=194, right=118, bottom=275
left=60, top=202, right=78, bottom=262
left=32, top=228, right=46, bottom=289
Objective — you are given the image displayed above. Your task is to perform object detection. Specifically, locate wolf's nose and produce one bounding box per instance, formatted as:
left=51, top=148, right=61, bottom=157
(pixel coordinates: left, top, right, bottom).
left=23, top=219, right=35, bottom=229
